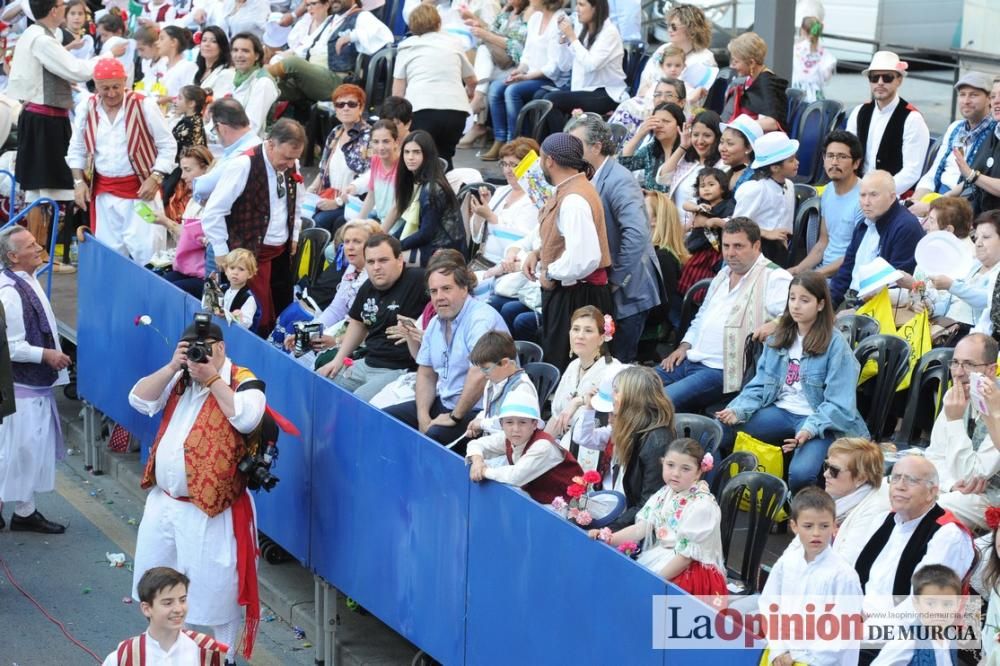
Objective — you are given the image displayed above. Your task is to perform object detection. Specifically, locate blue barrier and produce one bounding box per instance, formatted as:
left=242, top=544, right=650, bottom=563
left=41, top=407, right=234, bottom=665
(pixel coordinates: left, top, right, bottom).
left=76, top=237, right=763, bottom=664
left=3, top=197, right=62, bottom=296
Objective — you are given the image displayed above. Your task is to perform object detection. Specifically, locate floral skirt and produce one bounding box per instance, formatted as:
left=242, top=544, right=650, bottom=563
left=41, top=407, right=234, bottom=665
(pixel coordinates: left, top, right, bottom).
left=672, top=561, right=728, bottom=604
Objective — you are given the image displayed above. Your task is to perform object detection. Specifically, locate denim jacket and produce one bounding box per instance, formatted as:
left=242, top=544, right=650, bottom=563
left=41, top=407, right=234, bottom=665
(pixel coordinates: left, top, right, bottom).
left=725, top=330, right=869, bottom=439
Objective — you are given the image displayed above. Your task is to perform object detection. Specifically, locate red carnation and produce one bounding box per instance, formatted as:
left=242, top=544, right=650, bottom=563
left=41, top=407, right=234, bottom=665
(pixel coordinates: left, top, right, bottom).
left=192, top=31, right=202, bottom=45
left=987, top=506, right=1000, bottom=531
left=582, top=470, right=601, bottom=484
left=566, top=483, right=586, bottom=499
left=291, top=171, right=304, bottom=184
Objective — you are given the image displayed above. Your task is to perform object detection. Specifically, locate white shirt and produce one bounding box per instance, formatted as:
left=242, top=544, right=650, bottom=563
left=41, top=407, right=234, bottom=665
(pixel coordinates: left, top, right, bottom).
left=287, top=14, right=328, bottom=57
left=759, top=546, right=863, bottom=666
left=7, top=24, right=98, bottom=106
left=846, top=94, right=931, bottom=195
left=199, top=152, right=303, bottom=256
left=220, top=0, right=269, bottom=37
left=393, top=31, right=475, bottom=113
left=101, top=631, right=204, bottom=666
left=849, top=219, right=882, bottom=292
left=65, top=95, right=176, bottom=178
left=466, top=431, right=566, bottom=487
left=916, top=117, right=981, bottom=194
left=568, top=21, right=627, bottom=103
left=160, top=58, right=199, bottom=98
left=520, top=10, right=570, bottom=86
left=210, top=69, right=279, bottom=136
left=684, top=254, right=792, bottom=368
left=0, top=270, right=69, bottom=387
left=128, top=358, right=266, bottom=498
left=774, top=334, right=812, bottom=416
left=733, top=177, right=795, bottom=232
left=537, top=190, right=602, bottom=283
left=862, top=508, right=974, bottom=617
left=223, top=286, right=258, bottom=329
left=926, top=409, right=1000, bottom=493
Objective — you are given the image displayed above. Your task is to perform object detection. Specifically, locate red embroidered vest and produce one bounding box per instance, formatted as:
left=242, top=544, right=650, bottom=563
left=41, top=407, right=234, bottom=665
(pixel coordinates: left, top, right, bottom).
left=140, top=364, right=257, bottom=517
left=114, top=629, right=227, bottom=666
left=507, top=430, right=584, bottom=504
left=224, top=145, right=297, bottom=255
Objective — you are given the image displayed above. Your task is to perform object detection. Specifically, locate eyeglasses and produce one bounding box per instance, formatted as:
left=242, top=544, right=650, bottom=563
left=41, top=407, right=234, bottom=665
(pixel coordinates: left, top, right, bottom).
left=334, top=100, right=360, bottom=109
left=822, top=462, right=842, bottom=479
left=478, top=363, right=497, bottom=375
left=868, top=73, right=898, bottom=84
left=824, top=152, right=853, bottom=161
left=276, top=172, right=286, bottom=199
left=667, top=22, right=681, bottom=31
left=948, top=359, right=991, bottom=371
left=888, top=473, right=932, bottom=487
left=499, top=160, right=518, bottom=170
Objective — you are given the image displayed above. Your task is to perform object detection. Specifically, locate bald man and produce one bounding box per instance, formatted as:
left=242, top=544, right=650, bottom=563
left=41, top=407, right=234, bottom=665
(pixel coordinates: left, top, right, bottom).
left=829, top=170, right=924, bottom=307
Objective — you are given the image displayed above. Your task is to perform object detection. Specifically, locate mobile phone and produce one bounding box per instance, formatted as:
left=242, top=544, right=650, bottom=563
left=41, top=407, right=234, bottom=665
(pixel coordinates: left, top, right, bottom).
left=133, top=200, right=158, bottom=224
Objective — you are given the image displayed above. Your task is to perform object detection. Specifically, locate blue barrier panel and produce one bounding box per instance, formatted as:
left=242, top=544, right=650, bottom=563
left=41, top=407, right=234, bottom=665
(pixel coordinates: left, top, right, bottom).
left=78, top=238, right=190, bottom=446
left=310, top=380, right=469, bottom=665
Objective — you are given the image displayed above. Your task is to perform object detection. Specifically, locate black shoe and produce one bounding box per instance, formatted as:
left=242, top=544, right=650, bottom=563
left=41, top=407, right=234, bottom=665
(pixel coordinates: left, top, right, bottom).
left=10, top=511, right=65, bottom=534
left=0, top=513, right=5, bottom=530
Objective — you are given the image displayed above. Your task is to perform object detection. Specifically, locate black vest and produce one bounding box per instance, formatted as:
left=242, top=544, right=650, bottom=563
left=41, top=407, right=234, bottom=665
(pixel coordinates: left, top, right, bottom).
left=326, top=10, right=362, bottom=73
left=856, top=97, right=915, bottom=176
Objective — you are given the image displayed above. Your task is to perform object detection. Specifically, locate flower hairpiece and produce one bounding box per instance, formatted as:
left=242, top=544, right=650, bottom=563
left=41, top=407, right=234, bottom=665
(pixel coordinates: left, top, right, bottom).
left=700, top=453, right=713, bottom=473
left=602, top=314, right=615, bottom=342
left=987, top=506, right=1000, bottom=531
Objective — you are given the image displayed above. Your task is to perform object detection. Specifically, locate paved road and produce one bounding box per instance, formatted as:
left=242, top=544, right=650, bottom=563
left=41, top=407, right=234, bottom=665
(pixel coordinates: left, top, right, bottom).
left=0, top=455, right=316, bottom=666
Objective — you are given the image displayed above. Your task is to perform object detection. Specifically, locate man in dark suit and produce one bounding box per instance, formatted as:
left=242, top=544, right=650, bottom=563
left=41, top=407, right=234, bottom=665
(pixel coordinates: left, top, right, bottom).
left=567, top=115, right=662, bottom=362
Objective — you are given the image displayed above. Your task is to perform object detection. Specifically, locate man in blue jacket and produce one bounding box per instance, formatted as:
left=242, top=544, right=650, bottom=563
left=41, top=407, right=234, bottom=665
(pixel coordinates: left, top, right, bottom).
left=829, top=170, right=925, bottom=307
left=567, top=114, right=662, bottom=362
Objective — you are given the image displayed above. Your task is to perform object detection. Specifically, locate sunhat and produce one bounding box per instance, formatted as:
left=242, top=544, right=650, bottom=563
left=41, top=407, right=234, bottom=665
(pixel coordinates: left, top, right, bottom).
left=750, top=132, right=799, bottom=169
left=856, top=257, right=905, bottom=300
left=720, top=114, right=764, bottom=148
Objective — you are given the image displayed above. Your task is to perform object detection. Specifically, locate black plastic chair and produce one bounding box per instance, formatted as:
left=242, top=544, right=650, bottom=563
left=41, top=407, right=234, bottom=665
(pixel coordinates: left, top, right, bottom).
left=787, top=196, right=821, bottom=268
left=513, top=99, right=553, bottom=143
left=896, top=347, right=954, bottom=448
left=710, top=451, right=759, bottom=503
left=677, top=277, right=713, bottom=342
left=719, top=471, right=789, bottom=594
left=785, top=88, right=806, bottom=139
left=525, top=362, right=560, bottom=405
left=794, top=183, right=817, bottom=206
left=836, top=314, right=881, bottom=349
left=674, top=413, right=725, bottom=461
left=458, top=181, right=497, bottom=255
left=622, top=40, right=648, bottom=96
left=292, top=227, right=332, bottom=286
left=924, top=134, right=942, bottom=174
left=854, top=334, right=912, bottom=439
left=741, top=334, right=765, bottom=388
left=303, top=101, right=336, bottom=167
left=364, top=45, right=396, bottom=113
left=608, top=122, right=628, bottom=152
left=515, top=340, right=543, bottom=367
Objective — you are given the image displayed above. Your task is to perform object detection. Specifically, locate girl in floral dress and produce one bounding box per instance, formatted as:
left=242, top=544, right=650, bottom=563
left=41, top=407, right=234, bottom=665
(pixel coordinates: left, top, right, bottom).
left=590, top=437, right=726, bottom=598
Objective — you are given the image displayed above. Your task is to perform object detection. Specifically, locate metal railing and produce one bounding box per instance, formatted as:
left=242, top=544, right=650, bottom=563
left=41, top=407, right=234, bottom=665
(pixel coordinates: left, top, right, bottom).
left=1, top=198, right=62, bottom=297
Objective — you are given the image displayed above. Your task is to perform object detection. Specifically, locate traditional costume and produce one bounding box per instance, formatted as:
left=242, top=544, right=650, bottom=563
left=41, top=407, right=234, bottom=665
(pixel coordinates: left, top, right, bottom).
left=129, top=333, right=266, bottom=662
left=0, top=267, right=70, bottom=530
left=65, top=59, right=175, bottom=266
left=101, top=629, right=228, bottom=666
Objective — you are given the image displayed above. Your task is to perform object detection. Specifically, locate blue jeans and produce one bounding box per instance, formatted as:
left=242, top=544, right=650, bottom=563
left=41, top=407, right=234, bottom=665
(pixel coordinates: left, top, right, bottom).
left=656, top=358, right=724, bottom=413
left=489, top=295, right=539, bottom=342
left=611, top=309, right=649, bottom=364
left=314, top=206, right=347, bottom=233
left=722, top=404, right=834, bottom=494
left=488, top=77, right=550, bottom=142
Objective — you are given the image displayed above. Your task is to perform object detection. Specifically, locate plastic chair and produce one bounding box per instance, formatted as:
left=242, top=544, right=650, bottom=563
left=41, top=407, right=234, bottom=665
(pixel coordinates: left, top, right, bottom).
left=303, top=101, right=336, bottom=167
left=622, top=41, right=648, bottom=96
left=854, top=334, right=912, bottom=439
left=710, top=451, right=759, bottom=503
left=674, top=413, right=724, bottom=461
left=835, top=314, right=881, bottom=348
left=896, top=347, right=954, bottom=448
left=608, top=122, right=628, bottom=152
left=515, top=340, right=543, bottom=367
left=741, top=334, right=764, bottom=388
left=292, top=227, right=331, bottom=285
left=794, top=101, right=827, bottom=182
left=924, top=135, right=942, bottom=174
left=677, top=277, right=713, bottom=342
left=363, top=45, right=396, bottom=113
left=458, top=181, right=496, bottom=254
left=787, top=196, right=821, bottom=267
left=785, top=88, right=806, bottom=140
left=513, top=99, right=553, bottom=143
left=525, top=362, right=560, bottom=405
left=719, top=471, right=790, bottom=594
left=794, top=183, right=817, bottom=206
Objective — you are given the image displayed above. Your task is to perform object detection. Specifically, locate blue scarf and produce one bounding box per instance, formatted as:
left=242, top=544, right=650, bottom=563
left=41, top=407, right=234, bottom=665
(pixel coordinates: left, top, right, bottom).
left=935, top=116, right=995, bottom=192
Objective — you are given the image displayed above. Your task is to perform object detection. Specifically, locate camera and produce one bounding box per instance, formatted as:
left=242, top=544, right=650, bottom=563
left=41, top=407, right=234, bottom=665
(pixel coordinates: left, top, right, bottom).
left=292, top=321, right=323, bottom=357
left=186, top=312, right=214, bottom=364
left=238, top=441, right=280, bottom=491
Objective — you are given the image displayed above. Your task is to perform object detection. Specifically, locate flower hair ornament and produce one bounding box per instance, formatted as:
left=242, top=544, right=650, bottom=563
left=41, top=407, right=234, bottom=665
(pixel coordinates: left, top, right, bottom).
left=986, top=506, right=1000, bottom=531
left=700, top=453, right=713, bottom=473
left=602, top=314, right=615, bottom=342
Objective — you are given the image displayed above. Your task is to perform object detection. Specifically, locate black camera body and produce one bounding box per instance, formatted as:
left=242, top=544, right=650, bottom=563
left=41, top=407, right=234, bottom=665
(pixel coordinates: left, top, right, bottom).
left=238, top=400, right=281, bottom=492
left=186, top=312, right=214, bottom=364
left=292, top=321, right=323, bottom=357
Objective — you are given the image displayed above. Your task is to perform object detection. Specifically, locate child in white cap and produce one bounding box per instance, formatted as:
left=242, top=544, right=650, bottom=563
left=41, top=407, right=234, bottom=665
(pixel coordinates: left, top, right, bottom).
left=467, top=391, right=583, bottom=504
left=733, top=131, right=800, bottom=266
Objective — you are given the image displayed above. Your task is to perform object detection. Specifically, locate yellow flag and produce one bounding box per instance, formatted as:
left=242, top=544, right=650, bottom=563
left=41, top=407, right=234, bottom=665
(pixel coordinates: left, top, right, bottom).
left=856, top=287, right=895, bottom=384
left=895, top=309, right=931, bottom=392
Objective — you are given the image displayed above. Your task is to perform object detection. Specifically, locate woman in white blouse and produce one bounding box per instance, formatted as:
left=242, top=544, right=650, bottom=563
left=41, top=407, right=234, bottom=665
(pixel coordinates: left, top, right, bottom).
left=156, top=27, right=199, bottom=101
left=545, top=305, right=623, bottom=449
left=220, top=0, right=269, bottom=38
left=540, top=0, right=626, bottom=137
left=664, top=3, right=715, bottom=105
left=210, top=33, right=279, bottom=136
left=279, top=0, right=332, bottom=59
left=194, top=26, right=232, bottom=92
left=655, top=109, right=723, bottom=224
left=392, top=4, right=476, bottom=170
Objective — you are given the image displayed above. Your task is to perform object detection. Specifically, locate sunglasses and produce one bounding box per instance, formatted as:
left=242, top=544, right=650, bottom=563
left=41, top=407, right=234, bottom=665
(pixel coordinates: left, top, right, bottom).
left=822, top=462, right=842, bottom=478
left=667, top=22, right=681, bottom=31
left=334, top=100, right=360, bottom=109
left=868, top=73, right=898, bottom=84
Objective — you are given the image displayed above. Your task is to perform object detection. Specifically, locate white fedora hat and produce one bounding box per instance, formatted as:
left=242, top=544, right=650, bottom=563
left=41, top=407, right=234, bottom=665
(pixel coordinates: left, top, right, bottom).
left=862, top=51, right=909, bottom=77
left=750, top=132, right=799, bottom=169
left=720, top=114, right=764, bottom=149
left=856, top=257, right=905, bottom=300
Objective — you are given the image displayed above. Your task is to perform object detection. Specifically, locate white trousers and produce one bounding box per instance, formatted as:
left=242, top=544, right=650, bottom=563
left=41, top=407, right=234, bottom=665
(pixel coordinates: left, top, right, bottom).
left=132, top=487, right=247, bottom=626
left=93, top=192, right=165, bottom=266
left=0, top=394, right=59, bottom=504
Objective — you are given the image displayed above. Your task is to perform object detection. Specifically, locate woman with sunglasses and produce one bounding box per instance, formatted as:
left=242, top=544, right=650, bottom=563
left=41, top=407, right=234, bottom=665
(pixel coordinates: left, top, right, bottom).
left=663, top=3, right=715, bottom=106
left=716, top=272, right=869, bottom=494
left=309, top=83, right=372, bottom=233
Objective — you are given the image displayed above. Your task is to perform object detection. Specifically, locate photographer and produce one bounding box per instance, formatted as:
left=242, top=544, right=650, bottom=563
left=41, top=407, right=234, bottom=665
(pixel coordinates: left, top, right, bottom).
left=128, top=315, right=265, bottom=664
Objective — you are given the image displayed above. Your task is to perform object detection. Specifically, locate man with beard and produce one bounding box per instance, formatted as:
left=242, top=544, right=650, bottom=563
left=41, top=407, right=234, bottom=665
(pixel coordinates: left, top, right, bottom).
left=789, top=130, right=864, bottom=278
left=521, top=133, right=612, bottom=371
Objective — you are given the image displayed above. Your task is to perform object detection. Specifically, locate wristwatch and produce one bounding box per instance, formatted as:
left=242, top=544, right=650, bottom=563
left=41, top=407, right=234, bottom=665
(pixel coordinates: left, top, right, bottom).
left=73, top=178, right=85, bottom=187
left=150, top=171, right=165, bottom=183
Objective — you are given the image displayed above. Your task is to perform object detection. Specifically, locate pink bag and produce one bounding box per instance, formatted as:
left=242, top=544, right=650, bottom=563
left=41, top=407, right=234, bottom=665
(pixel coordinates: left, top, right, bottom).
left=173, top=217, right=205, bottom=278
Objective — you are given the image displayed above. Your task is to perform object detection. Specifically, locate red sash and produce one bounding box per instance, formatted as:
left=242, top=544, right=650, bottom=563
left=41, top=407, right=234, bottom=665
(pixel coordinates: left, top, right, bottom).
left=89, top=173, right=142, bottom=230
